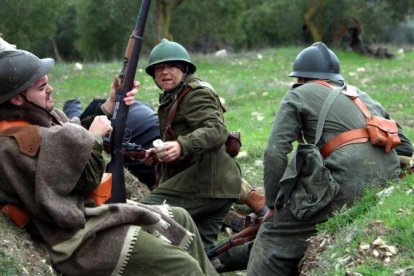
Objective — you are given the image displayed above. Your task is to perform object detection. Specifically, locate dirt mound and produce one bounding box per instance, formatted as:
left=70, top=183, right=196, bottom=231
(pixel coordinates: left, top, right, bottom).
left=0, top=215, right=56, bottom=275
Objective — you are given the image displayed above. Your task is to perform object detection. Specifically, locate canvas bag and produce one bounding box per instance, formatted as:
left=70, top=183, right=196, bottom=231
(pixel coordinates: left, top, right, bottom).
left=275, top=85, right=344, bottom=221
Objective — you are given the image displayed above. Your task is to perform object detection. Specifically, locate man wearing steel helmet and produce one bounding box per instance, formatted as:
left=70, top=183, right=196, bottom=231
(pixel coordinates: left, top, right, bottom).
left=0, top=41, right=218, bottom=276
left=247, top=42, right=413, bottom=275
left=140, top=39, right=241, bottom=249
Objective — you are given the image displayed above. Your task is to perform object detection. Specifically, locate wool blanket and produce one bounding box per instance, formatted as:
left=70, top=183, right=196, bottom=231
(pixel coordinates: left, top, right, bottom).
left=0, top=116, right=193, bottom=276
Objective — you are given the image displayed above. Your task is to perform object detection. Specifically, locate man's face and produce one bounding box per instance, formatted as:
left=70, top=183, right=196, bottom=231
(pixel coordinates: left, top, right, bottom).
left=24, top=75, right=54, bottom=111
left=153, top=63, right=184, bottom=91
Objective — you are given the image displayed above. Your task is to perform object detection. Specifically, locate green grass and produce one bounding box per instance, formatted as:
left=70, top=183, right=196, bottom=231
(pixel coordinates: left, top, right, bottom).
left=2, top=45, right=414, bottom=274
left=0, top=250, right=21, bottom=275
left=307, top=175, right=414, bottom=275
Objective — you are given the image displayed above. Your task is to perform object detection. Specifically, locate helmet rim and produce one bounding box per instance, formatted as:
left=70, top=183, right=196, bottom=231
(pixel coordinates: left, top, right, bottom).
left=145, top=39, right=196, bottom=77
left=288, top=70, right=344, bottom=81
left=288, top=42, right=344, bottom=82
left=0, top=50, right=54, bottom=104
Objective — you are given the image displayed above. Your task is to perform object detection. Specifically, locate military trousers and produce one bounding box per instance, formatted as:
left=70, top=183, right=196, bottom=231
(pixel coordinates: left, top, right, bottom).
left=247, top=205, right=331, bottom=276
left=141, top=192, right=234, bottom=249
left=122, top=206, right=217, bottom=276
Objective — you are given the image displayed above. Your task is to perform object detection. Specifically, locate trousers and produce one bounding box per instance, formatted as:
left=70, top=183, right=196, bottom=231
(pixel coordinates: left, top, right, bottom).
left=122, top=206, right=217, bottom=276
left=141, top=192, right=234, bottom=249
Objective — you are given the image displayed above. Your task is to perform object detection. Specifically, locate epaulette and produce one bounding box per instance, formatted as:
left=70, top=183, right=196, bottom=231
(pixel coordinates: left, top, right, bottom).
left=0, top=124, right=41, bottom=157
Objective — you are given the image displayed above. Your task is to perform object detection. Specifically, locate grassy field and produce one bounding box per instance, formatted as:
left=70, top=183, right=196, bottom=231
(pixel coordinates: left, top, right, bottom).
left=1, top=45, right=413, bottom=274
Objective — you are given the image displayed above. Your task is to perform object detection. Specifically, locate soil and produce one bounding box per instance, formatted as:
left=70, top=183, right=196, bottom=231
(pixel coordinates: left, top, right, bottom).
left=0, top=215, right=57, bottom=275
left=299, top=220, right=404, bottom=275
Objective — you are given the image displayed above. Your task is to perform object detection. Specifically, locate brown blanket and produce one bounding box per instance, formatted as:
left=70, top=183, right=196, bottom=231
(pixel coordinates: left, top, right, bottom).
left=0, top=118, right=192, bottom=276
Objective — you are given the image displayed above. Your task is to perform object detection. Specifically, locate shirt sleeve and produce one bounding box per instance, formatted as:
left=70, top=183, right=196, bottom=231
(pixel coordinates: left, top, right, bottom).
left=263, top=90, right=303, bottom=207
left=80, top=103, right=109, bottom=129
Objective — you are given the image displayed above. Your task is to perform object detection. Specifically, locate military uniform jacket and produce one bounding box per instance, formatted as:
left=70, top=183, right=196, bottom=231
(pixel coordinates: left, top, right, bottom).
left=264, top=81, right=414, bottom=209
left=156, top=74, right=241, bottom=199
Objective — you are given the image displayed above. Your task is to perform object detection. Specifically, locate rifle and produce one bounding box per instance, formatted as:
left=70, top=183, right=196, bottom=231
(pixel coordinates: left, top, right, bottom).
left=208, top=154, right=414, bottom=260
left=107, top=0, right=151, bottom=203
left=207, top=213, right=263, bottom=259
left=103, top=137, right=147, bottom=160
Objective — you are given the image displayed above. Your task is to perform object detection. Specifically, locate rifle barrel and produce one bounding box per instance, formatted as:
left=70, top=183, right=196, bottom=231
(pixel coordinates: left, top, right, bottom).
left=107, top=0, right=151, bottom=203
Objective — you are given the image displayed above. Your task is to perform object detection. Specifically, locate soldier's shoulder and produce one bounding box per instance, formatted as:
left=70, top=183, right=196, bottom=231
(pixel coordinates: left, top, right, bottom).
left=187, top=78, right=215, bottom=92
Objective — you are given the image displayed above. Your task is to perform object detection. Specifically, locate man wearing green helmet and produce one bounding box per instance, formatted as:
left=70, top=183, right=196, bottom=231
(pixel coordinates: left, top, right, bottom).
left=247, top=42, right=413, bottom=275
left=0, top=40, right=218, bottom=276
left=141, top=39, right=241, bottom=250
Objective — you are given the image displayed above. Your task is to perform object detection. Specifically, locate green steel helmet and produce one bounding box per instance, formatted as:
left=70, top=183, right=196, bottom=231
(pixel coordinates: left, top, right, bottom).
left=146, top=38, right=196, bottom=77
left=0, top=50, right=54, bottom=104
left=288, top=42, right=344, bottom=81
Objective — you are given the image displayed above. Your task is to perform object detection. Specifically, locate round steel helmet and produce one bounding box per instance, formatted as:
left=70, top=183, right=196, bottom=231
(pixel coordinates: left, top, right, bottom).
left=0, top=50, right=54, bottom=104
left=146, top=38, right=196, bottom=77
left=288, top=42, right=344, bottom=81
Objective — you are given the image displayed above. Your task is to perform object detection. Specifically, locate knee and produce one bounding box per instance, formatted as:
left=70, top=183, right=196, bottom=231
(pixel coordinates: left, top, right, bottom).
left=171, top=206, right=191, bottom=218
left=170, top=206, right=193, bottom=225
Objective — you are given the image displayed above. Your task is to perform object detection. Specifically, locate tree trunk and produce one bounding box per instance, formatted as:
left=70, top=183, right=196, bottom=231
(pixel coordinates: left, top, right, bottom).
left=155, top=0, right=183, bottom=43
left=51, top=37, right=63, bottom=62
left=303, top=0, right=325, bottom=43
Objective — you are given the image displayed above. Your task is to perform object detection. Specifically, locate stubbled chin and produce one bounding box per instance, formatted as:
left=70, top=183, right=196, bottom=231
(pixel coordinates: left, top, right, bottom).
left=46, top=99, right=54, bottom=112
left=161, top=84, right=173, bottom=90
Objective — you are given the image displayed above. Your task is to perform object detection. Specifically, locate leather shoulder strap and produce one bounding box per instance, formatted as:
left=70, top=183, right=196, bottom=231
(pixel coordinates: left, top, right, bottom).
left=351, top=97, right=372, bottom=119
left=165, top=85, right=192, bottom=139
left=0, top=121, right=41, bottom=157
left=343, top=84, right=373, bottom=119
left=312, top=81, right=373, bottom=119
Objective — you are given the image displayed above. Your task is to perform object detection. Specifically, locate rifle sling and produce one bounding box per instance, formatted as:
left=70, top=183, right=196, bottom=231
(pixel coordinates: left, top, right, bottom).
left=164, top=85, right=192, bottom=139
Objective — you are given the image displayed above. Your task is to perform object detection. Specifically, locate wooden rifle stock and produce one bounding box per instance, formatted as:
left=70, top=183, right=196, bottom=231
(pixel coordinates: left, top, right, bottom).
left=207, top=217, right=262, bottom=259
left=107, top=0, right=151, bottom=203
left=103, top=138, right=147, bottom=160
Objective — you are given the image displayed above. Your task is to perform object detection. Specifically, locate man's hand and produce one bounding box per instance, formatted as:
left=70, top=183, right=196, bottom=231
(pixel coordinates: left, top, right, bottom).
left=88, top=115, right=112, bottom=137
left=101, top=75, right=139, bottom=114
left=156, top=141, right=182, bottom=162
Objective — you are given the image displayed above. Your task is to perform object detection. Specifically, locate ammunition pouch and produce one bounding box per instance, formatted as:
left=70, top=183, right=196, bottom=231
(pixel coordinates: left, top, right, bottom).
left=366, top=116, right=400, bottom=152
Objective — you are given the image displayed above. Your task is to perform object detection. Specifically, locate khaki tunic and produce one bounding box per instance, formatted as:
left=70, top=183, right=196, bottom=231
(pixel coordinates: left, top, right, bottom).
left=263, top=81, right=412, bottom=207
left=248, top=81, right=413, bottom=276
left=155, top=75, right=241, bottom=199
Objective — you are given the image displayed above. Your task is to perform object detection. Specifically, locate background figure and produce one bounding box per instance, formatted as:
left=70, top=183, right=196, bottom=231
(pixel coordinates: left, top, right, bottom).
left=247, top=42, right=413, bottom=276
left=63, top=98, right=160, bottom=189
left=140, top=39, right=241, bottom=249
